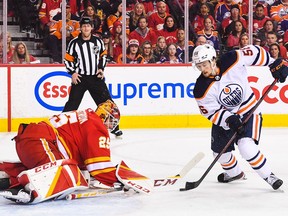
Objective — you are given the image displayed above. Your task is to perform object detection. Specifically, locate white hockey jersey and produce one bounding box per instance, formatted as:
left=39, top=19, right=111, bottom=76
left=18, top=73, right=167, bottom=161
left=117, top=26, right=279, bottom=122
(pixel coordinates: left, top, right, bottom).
left=193, top=45, right=275, bottom=130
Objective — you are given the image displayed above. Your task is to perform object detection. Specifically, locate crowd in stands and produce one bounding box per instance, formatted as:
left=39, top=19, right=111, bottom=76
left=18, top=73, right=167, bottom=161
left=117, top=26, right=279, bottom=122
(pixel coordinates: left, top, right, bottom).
left=0, top=32, right=40, bottom=64
left=1, top=0, right=288, bottom=64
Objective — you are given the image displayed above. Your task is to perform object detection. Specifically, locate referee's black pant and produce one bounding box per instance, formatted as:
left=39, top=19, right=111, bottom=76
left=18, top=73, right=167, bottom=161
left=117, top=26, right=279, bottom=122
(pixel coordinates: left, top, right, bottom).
left=63, top=75, right=112, bottom=112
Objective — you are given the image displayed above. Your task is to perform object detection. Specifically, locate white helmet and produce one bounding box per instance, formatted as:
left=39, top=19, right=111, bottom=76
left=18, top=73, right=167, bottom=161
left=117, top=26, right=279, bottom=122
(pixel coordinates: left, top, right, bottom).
left=192, top=44, right=216, bottom=64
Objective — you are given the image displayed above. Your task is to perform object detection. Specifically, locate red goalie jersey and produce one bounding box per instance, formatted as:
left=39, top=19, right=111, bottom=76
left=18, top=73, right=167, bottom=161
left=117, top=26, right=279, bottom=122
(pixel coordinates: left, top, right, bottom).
left=48, top=108, right=118, bottom=186
left=2, top=108, right=118, bottom=188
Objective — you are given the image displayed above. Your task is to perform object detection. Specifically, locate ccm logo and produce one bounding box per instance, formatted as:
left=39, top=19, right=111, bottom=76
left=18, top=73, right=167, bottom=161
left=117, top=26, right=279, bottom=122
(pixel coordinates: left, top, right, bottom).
left=154, top=178, right=178, bottom=187
left=34, top=161, right=58, bottom=173
left=126, top=181, right=151, bottom=193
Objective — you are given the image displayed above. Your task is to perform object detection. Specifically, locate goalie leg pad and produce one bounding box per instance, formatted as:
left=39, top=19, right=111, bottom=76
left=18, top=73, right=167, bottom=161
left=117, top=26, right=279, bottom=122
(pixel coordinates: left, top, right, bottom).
left=18, top=159, right=89, bottom=204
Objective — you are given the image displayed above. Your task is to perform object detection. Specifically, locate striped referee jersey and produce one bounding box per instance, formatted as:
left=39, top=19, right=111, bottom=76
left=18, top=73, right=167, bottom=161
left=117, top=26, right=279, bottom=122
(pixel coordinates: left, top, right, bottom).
left=64, top=35, right=108, bottom=75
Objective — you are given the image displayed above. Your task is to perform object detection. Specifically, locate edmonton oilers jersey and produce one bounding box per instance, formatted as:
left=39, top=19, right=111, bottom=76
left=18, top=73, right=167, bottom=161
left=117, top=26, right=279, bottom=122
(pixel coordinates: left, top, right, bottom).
left=193, top=45, right=275, bottom=130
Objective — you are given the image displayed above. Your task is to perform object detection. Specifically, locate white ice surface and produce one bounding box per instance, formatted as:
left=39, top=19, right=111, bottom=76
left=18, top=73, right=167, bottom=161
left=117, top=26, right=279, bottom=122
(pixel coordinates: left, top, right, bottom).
left=0, top=128, right=287, bottom=216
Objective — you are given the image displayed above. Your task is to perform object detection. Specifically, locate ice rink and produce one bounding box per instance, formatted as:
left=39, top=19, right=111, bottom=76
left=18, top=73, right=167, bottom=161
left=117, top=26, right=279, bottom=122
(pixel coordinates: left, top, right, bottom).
left=0, top=128, right=287, bottom=216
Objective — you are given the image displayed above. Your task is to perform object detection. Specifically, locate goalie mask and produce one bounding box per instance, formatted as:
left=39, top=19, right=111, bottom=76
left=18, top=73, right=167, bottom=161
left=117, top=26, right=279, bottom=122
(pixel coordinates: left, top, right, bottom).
left=95, top=100, right=120, bottom=131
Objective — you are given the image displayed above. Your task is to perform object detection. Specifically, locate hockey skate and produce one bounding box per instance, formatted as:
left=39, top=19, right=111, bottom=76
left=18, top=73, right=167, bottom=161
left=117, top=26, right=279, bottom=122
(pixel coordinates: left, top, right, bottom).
left=264, top=173, right=283, bottom=190
left=218, top=171, right=246, bottom=183
left=111, top=125, right=123, bottom=137
left=0, top=186, right=32, bottom=203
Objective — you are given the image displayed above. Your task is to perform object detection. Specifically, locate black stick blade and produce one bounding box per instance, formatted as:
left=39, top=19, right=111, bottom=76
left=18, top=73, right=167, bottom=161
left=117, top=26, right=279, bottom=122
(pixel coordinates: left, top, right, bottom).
left=179, top=181, right=199, bottom=191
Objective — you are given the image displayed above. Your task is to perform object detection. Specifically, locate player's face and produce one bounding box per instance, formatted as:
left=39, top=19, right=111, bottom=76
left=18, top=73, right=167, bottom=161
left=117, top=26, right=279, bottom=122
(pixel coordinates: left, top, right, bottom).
left=196, top=60, right=212, bottom=77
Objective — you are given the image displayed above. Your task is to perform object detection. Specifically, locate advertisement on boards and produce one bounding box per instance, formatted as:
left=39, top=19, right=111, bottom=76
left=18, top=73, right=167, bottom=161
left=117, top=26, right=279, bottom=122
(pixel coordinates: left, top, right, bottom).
left=9, top=66, right=288, bottom=119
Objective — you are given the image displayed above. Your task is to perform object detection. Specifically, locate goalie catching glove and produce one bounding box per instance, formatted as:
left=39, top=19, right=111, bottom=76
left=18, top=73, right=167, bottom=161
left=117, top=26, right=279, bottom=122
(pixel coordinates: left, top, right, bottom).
left=269, top=58, right=288, bottom=83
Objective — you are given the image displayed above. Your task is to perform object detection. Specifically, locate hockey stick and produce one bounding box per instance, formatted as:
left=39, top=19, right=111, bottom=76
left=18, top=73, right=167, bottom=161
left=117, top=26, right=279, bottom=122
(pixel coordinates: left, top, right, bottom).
left=180, top=79, right=278, bottom=191
left=154, top=152, right=205, bottom=187
left=65, top=188, right=120, bottom=200
left=66, top=152, right=205, bottom=200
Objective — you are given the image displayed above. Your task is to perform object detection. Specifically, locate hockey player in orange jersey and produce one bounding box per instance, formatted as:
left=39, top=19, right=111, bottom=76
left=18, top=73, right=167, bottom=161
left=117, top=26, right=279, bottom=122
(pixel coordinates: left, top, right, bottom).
left=0, top=100, right=127, bottom=203
left=192, top=44, right=288, bottom=190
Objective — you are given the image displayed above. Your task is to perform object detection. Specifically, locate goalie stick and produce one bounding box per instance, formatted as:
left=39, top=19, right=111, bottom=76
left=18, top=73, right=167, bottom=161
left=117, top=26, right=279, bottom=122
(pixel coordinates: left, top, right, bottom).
left=180, top=79, right=278, bottom=191
left=65, top=188, right=121, bottom=200
left=66, top=152, right=205, bottom=200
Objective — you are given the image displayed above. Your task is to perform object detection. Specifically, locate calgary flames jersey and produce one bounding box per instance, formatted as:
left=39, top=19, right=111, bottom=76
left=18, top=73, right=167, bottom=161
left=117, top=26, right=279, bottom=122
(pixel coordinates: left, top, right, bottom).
left=48, top=108, right=117, bottom=186
left=193, top=45, right=275, bottom=130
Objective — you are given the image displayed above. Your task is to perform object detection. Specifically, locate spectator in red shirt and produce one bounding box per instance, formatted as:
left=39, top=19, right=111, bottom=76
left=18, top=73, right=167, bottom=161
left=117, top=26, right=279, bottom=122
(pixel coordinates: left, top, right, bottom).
left=269, top=42, right=282, bottom=59
left=129, top=15, right=158, bottom=47
left=113, top=34, right=123, bottom=63
left=256, top=19, right=278, bottom=47
left=148, top=0, right=170, bottom=31
left=263, top=31, right=288, bottom=59
left=157, top=15, right=178, bottom=44
left=189, top=0, right=215, bottom=22
left=253, top=3, right=271, bottom=34
left=9, top=41, right=40, bottom=64
left=221, top=4, right=247, bottom=38
left=0, top=32, right=14, bottom=61
left=38, top=0, right=61, bottom=38
left=226, top=20, right=247, bottom=50
left=192, top=3, right=216, bottom=33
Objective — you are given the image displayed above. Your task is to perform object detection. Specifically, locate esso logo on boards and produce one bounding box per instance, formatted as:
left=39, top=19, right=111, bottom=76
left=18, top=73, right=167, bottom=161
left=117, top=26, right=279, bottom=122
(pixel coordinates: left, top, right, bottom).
left=34, top=71, right=71, bottom=111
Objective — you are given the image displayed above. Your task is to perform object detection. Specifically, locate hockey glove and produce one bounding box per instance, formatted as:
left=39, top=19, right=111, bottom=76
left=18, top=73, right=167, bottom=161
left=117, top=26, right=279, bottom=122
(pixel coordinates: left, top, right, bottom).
left=269, top=58, right=288, bottom=83
left=226, top=115, right=245, bottom=134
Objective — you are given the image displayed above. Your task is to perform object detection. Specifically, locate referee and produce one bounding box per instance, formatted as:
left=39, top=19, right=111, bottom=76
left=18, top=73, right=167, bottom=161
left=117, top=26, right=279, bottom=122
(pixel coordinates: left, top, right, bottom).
left=63, top=17, right=123, bottom=137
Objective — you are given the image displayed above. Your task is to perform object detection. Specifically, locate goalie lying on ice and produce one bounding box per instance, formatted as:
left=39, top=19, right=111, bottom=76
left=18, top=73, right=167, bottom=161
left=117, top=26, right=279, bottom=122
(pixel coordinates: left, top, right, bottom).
left=0, top=100, right=140, bottom=204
